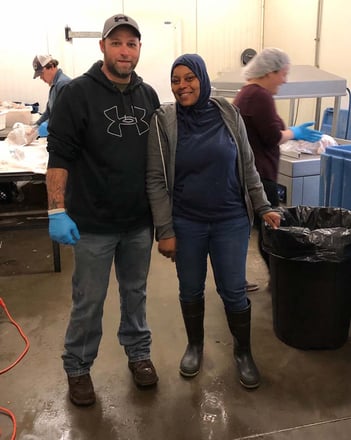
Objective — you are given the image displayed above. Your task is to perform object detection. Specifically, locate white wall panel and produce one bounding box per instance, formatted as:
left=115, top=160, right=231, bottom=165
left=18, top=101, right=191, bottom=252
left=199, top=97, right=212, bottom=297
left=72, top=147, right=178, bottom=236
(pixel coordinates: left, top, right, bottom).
left=263, top=0, right=318, bottom=65
left=197, top=0, right=264, bottom=80
left=263, top=0, right=351, bottom=128
left=124, top=0, right=198, bottom=101
left=0, top=0, right=193, bottom=111
left=263, top=0, right=320, bottom=124
left=0, top=0, right=124, bottom=113
left=317, top=0, right=351, bottom=126
left=1, top=0, right=351, bottom=125
left=318, top=1, right=351, bottom=86
left=0, top=0, right=49, bottom=110
left=124, top=0, right=197, bottom=54
left=124, top=0, right=193, bottom=102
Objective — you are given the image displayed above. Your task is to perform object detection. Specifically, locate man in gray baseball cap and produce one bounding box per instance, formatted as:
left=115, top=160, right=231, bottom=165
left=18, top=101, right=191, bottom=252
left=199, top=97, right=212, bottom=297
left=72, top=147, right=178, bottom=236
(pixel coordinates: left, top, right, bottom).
left=46, top=11, right=160, bottom=407
left=31, top=54, right=71, bottom=132
left=102, top=13, right=141, bottom=39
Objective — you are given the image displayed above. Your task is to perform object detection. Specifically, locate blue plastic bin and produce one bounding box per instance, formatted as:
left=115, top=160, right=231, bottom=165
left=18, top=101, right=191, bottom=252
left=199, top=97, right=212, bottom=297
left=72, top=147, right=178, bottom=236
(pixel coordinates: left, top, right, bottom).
left=319, top=145, right=351, bottom=209
left=321, top=107, right=351, bottom=139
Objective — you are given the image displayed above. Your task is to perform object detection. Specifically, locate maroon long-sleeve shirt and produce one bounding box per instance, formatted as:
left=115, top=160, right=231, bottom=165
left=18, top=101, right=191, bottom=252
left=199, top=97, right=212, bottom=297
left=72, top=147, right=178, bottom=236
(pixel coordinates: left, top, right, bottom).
left=234, top=84, right=285, bottom=182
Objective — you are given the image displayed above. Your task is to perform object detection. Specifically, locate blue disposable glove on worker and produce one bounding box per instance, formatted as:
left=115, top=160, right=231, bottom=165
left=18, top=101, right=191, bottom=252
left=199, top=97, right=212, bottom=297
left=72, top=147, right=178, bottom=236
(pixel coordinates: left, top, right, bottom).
left=38, top=120, right=48, bottom=137
left=38, top=121, right=49, bottom=137
left=48, top=212, right=80, bottom=245
left=290, top=122, right=323, bottom=143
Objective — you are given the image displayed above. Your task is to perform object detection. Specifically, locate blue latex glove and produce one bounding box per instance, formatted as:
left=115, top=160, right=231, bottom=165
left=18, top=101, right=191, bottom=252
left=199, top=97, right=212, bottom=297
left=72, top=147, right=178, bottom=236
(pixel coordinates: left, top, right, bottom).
left=48, top=212, right=80, bottom=245
left=290, top=122, right=323, bottom=143
left=38, top=120, right=49, bottom=137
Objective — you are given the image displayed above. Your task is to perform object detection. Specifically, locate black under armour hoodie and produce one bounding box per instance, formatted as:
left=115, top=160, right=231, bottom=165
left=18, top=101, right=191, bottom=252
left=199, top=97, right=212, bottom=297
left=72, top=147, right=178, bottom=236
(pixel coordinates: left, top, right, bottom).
left=47, top=61, right=160, bottom=233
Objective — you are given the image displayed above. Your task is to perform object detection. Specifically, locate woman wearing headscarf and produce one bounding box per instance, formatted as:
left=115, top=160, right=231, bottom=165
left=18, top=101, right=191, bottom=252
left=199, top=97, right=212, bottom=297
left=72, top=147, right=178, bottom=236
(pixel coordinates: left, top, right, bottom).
left=234, top=47, right=322, bottom=268
left=146, top=53, right=281, bottom=389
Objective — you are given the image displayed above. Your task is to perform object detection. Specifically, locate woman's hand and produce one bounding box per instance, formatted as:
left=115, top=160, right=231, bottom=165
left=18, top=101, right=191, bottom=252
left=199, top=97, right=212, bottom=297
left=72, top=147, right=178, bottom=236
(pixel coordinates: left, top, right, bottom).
left=158, top=237, right=177, bottom=262
left=262, top=211, right=281, bottom=229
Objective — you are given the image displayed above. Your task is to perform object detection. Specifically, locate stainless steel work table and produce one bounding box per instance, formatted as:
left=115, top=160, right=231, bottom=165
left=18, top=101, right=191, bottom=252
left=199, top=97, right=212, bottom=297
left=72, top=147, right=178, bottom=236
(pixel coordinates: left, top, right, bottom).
left=211, top=65, right=347, bottom=135
left=0, top=142, right=61, bottom=272
left=277, top=153, right=321, bottom=206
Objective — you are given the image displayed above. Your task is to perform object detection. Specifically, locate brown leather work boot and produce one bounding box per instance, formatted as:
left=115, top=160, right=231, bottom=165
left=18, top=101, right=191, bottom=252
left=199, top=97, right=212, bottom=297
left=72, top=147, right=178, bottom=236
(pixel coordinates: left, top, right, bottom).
left=67, top=373, right=96, bottom=406
left=128, top=359, right=158, bottom=387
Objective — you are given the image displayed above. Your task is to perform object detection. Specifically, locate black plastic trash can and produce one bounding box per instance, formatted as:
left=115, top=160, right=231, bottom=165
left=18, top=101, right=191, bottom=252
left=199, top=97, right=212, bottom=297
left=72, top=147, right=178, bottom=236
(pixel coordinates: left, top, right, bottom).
left=262, top=206, right=351, bottom=349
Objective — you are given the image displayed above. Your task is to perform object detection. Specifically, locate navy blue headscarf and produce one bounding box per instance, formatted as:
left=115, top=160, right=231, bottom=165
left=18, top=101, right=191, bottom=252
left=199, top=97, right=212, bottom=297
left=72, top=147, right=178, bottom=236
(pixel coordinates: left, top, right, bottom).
left=171, top=53, right=211, bottom=110
left=171, top=53, right=220, bottom=131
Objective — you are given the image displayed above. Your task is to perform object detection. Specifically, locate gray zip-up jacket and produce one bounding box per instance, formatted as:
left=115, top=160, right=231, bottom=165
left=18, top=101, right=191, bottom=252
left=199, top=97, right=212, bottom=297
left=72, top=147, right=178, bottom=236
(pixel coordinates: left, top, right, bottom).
left=146, top=96, right=274, bottom=240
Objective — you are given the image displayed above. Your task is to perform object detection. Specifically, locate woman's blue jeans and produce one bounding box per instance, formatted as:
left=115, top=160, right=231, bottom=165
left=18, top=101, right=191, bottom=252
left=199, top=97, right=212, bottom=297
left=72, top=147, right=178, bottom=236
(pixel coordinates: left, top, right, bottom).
left=173, top=215, right=250, bottom=311
left=62, top=226, right=153, bottom=377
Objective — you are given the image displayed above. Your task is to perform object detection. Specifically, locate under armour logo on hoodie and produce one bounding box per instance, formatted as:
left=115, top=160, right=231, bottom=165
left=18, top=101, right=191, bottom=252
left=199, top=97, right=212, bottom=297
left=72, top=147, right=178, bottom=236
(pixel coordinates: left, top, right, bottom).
left=104, top=105, right=149, bottom=137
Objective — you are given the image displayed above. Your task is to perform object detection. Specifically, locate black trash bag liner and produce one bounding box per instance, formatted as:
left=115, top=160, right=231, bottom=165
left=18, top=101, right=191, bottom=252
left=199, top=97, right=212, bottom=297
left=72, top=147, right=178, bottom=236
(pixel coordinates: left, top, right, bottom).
left=0, top=182, right=19, bottom=204
left=262, top=206, right=351, bottom=262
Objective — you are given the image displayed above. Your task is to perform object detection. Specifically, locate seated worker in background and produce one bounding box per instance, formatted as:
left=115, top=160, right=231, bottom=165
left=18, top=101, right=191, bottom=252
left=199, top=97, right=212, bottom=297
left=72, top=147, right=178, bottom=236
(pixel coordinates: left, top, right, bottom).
left=234, top=47, right=322, bottom=272
left=146, top=53, right=281, bottom=389
left=32, top=54, right=71, bottom=136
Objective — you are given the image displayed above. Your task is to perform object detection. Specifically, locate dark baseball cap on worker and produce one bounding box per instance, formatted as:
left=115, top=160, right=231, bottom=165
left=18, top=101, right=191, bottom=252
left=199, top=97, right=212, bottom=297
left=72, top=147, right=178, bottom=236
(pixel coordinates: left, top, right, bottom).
left=102, top=14, right=141, bottom=39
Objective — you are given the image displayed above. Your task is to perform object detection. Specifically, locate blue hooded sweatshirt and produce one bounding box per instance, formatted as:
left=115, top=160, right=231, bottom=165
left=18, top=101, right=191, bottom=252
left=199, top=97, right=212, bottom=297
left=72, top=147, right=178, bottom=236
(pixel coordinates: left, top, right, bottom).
left=171, top=54, right=246, bottom=221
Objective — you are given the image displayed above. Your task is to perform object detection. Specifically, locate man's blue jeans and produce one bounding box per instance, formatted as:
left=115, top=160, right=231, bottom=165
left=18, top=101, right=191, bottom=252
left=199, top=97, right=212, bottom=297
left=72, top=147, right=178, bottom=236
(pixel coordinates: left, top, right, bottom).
left=62, top=226, right=153, bottom=377
left=173, top=215, right=250, bottom=311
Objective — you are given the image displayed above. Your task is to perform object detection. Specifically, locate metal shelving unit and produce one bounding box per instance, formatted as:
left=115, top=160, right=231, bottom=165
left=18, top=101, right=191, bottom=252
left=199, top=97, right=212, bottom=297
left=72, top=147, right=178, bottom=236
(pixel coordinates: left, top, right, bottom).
left=211, top=65, right=347, bottom=134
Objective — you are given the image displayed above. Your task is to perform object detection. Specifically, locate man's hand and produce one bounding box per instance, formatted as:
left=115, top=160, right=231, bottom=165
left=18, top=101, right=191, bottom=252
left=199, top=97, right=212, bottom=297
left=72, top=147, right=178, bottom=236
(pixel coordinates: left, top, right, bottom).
left=48, top=212, right=80, bottom=245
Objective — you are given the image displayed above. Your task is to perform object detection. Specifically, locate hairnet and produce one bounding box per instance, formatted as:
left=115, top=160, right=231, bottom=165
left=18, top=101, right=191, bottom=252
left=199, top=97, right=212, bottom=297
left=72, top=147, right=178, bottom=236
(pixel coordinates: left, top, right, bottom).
left=243, top=47, right=290, bottom=80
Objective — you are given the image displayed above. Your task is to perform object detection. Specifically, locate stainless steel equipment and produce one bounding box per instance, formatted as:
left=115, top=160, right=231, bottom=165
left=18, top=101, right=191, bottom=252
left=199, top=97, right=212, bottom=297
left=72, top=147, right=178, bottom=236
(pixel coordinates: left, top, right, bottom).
left=277, top=137, right=351, bottom=207
left=277, top=153, right=321, bottom=206
left=211, top=65, right=347, bottom=135
left=211, top=65, right=348, bottom=206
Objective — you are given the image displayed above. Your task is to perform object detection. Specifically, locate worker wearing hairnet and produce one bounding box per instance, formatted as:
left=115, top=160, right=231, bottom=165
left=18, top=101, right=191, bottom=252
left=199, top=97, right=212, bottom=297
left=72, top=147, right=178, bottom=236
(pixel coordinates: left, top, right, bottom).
left=234, top=47, right=322, bottom=274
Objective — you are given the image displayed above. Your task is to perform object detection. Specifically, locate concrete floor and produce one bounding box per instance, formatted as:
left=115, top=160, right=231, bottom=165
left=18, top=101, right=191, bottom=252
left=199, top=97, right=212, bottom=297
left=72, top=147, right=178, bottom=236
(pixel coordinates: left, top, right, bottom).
left=1, top=223, right=351, bottom=439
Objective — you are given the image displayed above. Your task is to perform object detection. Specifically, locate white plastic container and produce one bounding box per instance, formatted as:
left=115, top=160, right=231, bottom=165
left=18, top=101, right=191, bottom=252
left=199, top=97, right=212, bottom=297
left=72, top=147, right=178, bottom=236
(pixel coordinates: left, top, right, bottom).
left=5, top=108, right=32, bottom=127
left=0, top=111, right=6, bottom=130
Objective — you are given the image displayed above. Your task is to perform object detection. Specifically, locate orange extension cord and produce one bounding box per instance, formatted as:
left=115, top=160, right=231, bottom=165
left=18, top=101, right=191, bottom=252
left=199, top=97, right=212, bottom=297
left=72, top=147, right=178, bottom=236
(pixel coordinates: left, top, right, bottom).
left=0, top=297, right=30, bottom=440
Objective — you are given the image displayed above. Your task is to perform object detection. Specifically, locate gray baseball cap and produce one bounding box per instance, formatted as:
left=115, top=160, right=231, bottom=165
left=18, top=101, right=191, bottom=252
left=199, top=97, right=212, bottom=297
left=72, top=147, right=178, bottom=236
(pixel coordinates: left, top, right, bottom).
left=102, top=14, right=141, bottom=39
left=32, top=54, right=54, bottom=79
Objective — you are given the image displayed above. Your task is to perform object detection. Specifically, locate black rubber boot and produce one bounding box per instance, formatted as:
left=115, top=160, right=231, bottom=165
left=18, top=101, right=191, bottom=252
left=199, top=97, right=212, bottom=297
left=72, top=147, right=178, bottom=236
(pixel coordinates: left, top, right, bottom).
left=179, top=299, right=204, bottom=377
left=225, top=299, right=260, bottom=389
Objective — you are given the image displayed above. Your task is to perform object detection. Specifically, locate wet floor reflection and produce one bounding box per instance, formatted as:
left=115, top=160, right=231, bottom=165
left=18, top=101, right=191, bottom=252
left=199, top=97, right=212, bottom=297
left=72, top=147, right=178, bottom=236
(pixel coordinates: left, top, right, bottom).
left=200, top=389, right=228, bottom=439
